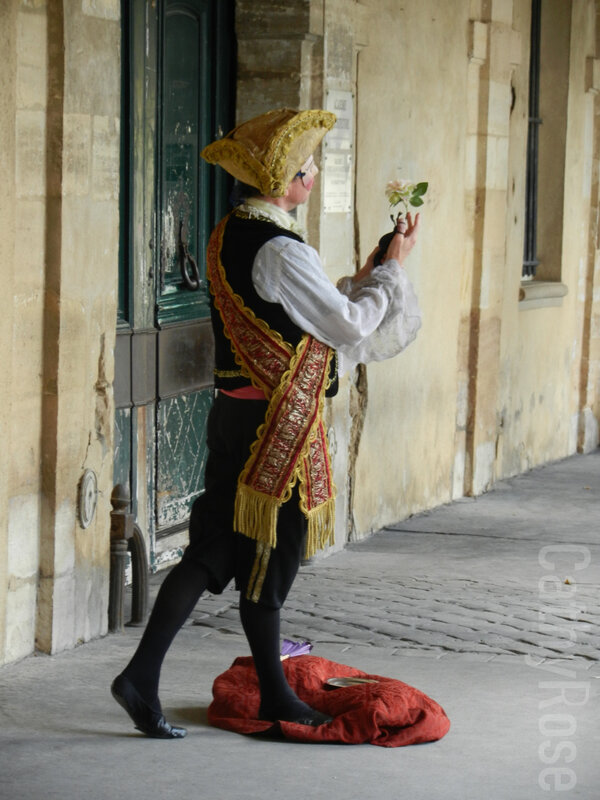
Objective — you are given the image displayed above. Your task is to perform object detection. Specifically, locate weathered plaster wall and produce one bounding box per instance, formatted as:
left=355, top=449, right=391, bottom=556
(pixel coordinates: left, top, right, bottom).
left=0, top=0, right=20, bottom=666
left=2, top=0, right=598, bottom=664
left=353, top=0, right=471, bottom=532
left=234, top=0, right=599, bottom=543
left=352, top=0, right=599, bottom=536
left=1, top=0, right=120, bottom=666
left=499, top=0, right=600, bottom=476
left=1, top=0, right=47, bottom=665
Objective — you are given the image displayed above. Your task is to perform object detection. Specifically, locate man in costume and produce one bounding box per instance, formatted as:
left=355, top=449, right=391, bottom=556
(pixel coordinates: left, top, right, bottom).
left=111, top=108, right=422, bottom=738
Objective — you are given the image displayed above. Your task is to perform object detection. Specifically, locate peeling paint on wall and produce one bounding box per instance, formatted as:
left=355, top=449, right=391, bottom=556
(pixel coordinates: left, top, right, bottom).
left=346, top=364, right=368, bottom=541
left=94, top=333, right=111, bottom=457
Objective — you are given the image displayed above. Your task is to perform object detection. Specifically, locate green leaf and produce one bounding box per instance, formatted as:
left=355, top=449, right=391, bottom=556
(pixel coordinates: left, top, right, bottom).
left=414, top=182, right=428, bottom=196
left=410, top=197, right=424, bottom=207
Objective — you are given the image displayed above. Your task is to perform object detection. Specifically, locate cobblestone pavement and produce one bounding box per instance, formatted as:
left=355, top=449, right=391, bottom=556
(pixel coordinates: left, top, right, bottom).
left=185, top=558, right=599, bottom=667
left=2, top=453, right=598, bottom=800
left=146, top=452, right=600, bottom=673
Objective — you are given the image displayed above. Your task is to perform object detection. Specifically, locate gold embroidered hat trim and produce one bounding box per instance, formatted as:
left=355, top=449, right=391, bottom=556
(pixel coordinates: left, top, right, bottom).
left=201, top=108, right=336, bottom=197
left=207, top=216, right=336, bottom=560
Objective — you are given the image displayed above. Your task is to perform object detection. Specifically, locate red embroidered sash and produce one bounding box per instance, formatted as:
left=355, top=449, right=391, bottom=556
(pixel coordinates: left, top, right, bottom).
left=206, top=215, right=336, bottom=557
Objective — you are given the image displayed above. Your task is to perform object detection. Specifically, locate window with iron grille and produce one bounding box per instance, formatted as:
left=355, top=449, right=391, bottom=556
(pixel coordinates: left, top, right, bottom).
left=523, top=0, right=541, bottom=278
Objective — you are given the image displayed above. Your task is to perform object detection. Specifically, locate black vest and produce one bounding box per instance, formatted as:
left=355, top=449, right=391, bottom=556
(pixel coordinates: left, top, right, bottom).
left=210, top=212, right=338, bottom=396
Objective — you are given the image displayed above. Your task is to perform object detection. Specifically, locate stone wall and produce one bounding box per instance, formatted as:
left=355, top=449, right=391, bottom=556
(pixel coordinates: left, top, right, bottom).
left=352, top=0, right=600, bottom=534
left=1, top=0, right=120, bottom=665
left=1, top=0, right=598, bottom=665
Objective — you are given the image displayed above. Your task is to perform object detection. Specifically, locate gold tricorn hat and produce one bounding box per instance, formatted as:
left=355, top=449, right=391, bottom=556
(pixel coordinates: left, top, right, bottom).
left=201, top=108, right=336, bottom=197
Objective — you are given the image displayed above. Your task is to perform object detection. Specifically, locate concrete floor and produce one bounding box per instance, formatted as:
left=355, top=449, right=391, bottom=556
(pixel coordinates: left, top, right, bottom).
left=1, top=451, right=599, bottom=800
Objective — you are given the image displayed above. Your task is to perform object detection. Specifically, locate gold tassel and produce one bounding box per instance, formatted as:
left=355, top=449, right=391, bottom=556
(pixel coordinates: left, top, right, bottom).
left=304, top=497, right=336, bottom=559
left=234, top=484, right=281, bottom=548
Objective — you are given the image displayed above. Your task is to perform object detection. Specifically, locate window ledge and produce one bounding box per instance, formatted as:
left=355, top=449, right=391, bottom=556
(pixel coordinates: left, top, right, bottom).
left=519, top=280, right=568, bottom=310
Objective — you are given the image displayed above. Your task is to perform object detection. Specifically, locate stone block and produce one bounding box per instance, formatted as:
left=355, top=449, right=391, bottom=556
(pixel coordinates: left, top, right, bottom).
left=74, top=562, right=109, bottom=642
left=352, top=1, right=370, bottom=49
left=236, top=80, right=302, bottom=122
left=63, top=114, right=92, bottom=196
left=508, top=28, right=521, bottom=67
left=579, top=407, right=599, bottom=454
left=455, top=376, right=469, bottom=430
left=92, top=115, right=119, bottom=201
left=452, top=436, right=466, bottom=499
left=5, top=580, right=36, bottom=663
left=36, top=575, right=71, bottom=653
left=486, top=134, right=509, bottom=191
left=481, top=188, right=512, bottom=252
left=15, top=110, right=45, bottom=197
left=11, top=292, right=44, bottom=400
left=487, top=80, right=511, bottom=137
left=490, top=0, right=512, bottom=25
left=61, top=197, right=119, bottom=299
left=469, top=20, right=488, bottom=65
left=325, top=18, right=355, bottom=80
left=466, top=66, right=483, bottom=135
left=237, top=38, right=303, bottom=74
left=63, top=12, right=120, bottom=117
left=236, top=0, right=310, bottom=40
left=82, top=0, right=119, bottom=21
left=60, top=197, right=91, bottom=295
left=591, top=311, right=600, bottom=340
left=16, top=10, right=47, bottom=110
left=54, top=498, right=76, bottom=575
left=8, top=394, right=43, bottom=494
left=8, top=494, right=40, bottom=578
left=464, top=133, right=479, bottom=189
left=13, top=200, right=45, bottom=292
left=47, top=571, right=76, bottom=653
left=586, top=57, right=600, bottom=95
left=473, top=439, right=496, bottom=494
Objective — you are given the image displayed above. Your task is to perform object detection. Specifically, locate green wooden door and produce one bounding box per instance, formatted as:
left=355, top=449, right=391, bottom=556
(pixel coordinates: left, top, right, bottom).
left=115, top=0, right=234, bottom=567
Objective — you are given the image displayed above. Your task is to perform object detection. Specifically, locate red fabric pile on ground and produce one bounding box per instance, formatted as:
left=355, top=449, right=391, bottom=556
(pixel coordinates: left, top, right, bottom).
left=208, top=655, right=450, bottom=746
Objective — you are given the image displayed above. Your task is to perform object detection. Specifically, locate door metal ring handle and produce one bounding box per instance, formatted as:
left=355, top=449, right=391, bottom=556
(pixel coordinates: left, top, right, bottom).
left=178, top=220, right=201, bottom=291
left=180, top=245, right=201, bottom=291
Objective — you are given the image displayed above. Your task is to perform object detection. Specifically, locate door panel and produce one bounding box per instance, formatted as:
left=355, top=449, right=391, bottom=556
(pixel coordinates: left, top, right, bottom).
left=156, top=388, right=213, bottom=528
left=157, top=0, right=212, bottom=325
left=116, top=0, right=234, bottom=564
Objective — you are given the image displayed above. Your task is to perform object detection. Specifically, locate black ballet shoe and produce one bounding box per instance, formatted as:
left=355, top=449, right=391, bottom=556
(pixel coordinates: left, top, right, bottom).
left=111, top=674, right=187, bottom=739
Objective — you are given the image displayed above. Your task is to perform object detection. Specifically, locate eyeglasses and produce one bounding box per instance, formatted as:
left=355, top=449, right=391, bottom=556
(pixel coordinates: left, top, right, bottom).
left=295, top=156, right=319, bottom=187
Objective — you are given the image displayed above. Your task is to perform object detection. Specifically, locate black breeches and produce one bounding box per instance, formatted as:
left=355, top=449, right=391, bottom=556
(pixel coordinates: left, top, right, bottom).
left=182, top=392, right=306, bottom=608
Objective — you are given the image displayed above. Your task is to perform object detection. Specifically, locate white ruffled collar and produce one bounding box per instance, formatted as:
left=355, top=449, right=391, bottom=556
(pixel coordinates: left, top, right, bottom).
left=236, top=197, right=306, bottom=241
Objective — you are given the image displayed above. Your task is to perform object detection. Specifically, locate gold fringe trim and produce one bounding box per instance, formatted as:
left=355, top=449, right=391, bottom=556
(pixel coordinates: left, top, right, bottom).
left=234, top=483, right=282, bottom=549
left=235, top=482, right=335, bottom=559
left=304, top=496, right=336, bottom=559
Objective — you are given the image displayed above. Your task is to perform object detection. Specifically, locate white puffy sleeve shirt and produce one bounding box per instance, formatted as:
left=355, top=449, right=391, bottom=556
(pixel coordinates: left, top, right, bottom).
left=252, top=236, right=422, bottom=376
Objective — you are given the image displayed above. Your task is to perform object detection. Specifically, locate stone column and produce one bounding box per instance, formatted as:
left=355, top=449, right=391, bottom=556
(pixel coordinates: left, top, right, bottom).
left=0, top=0, right=18, bottom=665
left=319, top=0, right=369, bottom=544
left=37, top=0, right=121, bottom=654
left=577, top=33, right=600, bottom=451
left=455, top=0, right=521, bottom=497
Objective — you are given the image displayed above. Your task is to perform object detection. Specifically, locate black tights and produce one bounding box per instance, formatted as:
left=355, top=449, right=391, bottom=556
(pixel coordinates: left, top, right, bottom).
left=238, top=596, right=319, bottom=722
left=122, top=558, right=209, bottom=711
left=121, top=559, right=317, bottom=722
